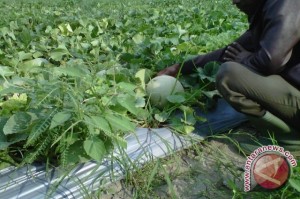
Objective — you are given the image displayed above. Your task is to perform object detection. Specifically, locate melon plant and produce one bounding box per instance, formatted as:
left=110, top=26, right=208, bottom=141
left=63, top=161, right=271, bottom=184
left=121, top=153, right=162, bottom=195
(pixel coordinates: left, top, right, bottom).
left=146, top=75, right=184, bottom=109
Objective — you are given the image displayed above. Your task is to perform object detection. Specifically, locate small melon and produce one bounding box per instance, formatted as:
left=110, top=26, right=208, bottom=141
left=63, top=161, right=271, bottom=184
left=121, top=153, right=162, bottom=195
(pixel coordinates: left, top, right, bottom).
left=146, top=75, right=184, bottom=108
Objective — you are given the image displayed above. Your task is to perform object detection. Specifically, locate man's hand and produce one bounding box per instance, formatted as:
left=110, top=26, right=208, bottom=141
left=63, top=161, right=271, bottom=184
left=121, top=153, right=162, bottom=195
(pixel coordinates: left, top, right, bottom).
left=157, top=63, right=180, bottom=77
left=224, top=42, right=252, bottom=63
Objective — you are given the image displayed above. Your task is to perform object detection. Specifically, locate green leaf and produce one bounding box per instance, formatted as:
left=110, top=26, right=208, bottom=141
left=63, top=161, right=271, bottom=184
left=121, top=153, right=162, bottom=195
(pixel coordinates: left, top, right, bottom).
left=84, top=115, right=112, bottom=135
left=135, top=69, right=152, bottom=89
left=56, top=66, right=88, bottom=77
left=0, top=142, right=10, bottom=150
left=0, top=65, right=14, bottom=77
left=3, top=112, right=32, bottom=135
left=65, top=141, right=90, bottom=165
left=204, top=62, right=220, bottom=76
left=167, top=94, right=185, bottom=103
left=135, top=96, right=146, bottom=108
left=170, top=119, right=194, bottom=134
left=169, top=107, right=195, bottom=134
left=117, top=94, right=139, bottom=115
left=19, top=29, right=32, bottom=47
left=22, top=58, right=49, bottom=70
left=58, top=23, right=73, bottom=36
left=0, top=118, right=8, bottom=142
left=50, top=111, right=72, bottom=129
left=197, top=62, right=220, bottom=82
left=25, top=119, right=49, bottom=146
left=0, top=87, right=27, bottom=95
left=177, top=25, right=188, bottom=37
left=0, top=117, right=8, bottom=150
left=26, top=109, right=57, bottom=146
left=105, top=113, right=135, bottom=132
left=132, top=33, right=145, bottom=44
left=83, top=136, right=106, bottom=162
left=154, top=112, right=169, bottom=122
left=49, top=45, right=70, bottom=61
left=183, top=125, right=195, bottom=134
left=179, top=105, right=197, bottom=125
left=290, top=179, right=300, bottom=192
left=0, top=134, right=27, bottom=150
left=117, top=82, right=137, bottom=92
left=18, top=51, right=32, bottom=61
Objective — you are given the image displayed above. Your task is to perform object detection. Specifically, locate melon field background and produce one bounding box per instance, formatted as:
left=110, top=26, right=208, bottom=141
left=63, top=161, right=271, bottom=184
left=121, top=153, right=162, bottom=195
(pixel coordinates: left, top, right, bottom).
left=0, top=0, right=299, bottom=198
left=0, top=0, right=246, bottom=168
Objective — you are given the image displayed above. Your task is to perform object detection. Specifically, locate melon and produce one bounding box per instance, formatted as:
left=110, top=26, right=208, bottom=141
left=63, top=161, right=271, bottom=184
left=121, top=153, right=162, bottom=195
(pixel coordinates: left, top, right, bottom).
left=146, top=75, right=184, bottom=108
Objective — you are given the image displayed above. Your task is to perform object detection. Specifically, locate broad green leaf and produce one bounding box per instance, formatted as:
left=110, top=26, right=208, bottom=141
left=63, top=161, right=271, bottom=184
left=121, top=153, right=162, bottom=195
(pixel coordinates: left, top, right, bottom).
left=179, top=105, right=197, bottom=125
left=49, top=45, right=70, bottom=61
left=135, top=96, right=146, bottom=108
left=150, top=42, right=163, bottom=55
left=177, top=25, right=188, bottom=37
left=50, top=111, right=72, bottom=129
left=117, top=94, right=139, bottom=115
left=65, top=141, right=90, bottom=165
left=0, top=142, right=11, bottom=150
left=167, top=94, right=186, bottom=103
left=18, top=51, right=32, bottom=61
left=58, top=23, right=73, bottom=36
left=0, top=134, right=27, bottom=150
left=0, top=66, right=14, bottom=77
left=3, top=112, right=32, bottom=135
left=117, top=82, right=137, bottom=92
left=1, top=27, right=16, bottom=40
left=91, top=40, right=100, bottom=47
left=289, top=179, right=300, bottom=192
left=197, top=62, right=220, bottom=82
left=135, top=69, right=152, bottom=89
left=23, top=58, right=49, bottom=68
left=83, top=136, right=106, bottom=162
left=177, top=42, right=191, bottom=51
left=0, top=117, right=8, bottom=142
left=84, top=115, right=112, bottom=135
left=204, top=62, right=220, bottom=76
left=19, top=29, right=32, bottom=47
left=0, top=87, right=27, bottom=95
left=105, top=113, right=135, bottom=132
left=154, top=112, right=169, bottom=122
left=99, top=18, right=109, bottom=29
left=56, top=66, right=88, bottom=77
left=183, top=125, right=195, bottom=134
left=132, top=33, right=145, bottom=44
left=170, top=119, right=194, bottom=134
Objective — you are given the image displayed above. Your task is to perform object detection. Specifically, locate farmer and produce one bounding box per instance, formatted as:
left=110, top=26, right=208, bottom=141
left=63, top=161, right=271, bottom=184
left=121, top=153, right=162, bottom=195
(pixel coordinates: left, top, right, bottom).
left=158, top=0, right=300, bottom=146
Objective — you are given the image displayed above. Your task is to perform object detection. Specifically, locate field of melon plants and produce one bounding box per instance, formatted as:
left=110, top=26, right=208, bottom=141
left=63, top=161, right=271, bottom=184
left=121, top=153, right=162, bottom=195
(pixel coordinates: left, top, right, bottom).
left=0, top=0, right=299, bottom=198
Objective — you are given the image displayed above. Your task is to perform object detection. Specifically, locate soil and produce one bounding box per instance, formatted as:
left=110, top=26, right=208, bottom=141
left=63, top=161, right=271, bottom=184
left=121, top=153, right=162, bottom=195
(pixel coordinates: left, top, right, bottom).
left=98, top=128, right=252, bottom=199
left=96, top=125, right=299, bottom=199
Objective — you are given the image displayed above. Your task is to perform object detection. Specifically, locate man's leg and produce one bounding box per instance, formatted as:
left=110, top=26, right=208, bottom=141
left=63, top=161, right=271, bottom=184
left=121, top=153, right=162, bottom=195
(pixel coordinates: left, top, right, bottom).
left=215, top=61, right=300, bottom=131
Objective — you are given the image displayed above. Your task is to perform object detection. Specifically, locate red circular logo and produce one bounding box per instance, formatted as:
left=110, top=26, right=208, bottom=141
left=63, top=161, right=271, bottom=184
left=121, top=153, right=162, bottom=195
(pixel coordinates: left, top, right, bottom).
left=252, top=153, right=290, bottom=190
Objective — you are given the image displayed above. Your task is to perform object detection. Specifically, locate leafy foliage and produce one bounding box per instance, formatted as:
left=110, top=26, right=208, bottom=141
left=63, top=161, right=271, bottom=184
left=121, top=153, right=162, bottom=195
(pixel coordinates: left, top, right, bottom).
left=0, top=0, right=247, bottom=167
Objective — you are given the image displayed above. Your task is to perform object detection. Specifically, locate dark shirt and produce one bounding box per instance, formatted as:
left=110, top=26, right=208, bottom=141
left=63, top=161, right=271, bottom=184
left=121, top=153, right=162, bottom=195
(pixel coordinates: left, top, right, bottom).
left=181, top=0, right=300, bottom=90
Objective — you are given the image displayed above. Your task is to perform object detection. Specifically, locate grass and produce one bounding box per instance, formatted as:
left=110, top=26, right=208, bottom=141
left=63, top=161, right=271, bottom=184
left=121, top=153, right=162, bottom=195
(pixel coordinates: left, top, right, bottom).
left=96, top=129, right=299, bottom=199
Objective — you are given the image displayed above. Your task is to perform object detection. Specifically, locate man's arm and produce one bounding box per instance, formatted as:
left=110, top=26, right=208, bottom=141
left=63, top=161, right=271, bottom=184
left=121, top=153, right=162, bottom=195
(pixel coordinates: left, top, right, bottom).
left=241, top=0, right=300, bottom=75
left=179, top=31, right=253, bottom=75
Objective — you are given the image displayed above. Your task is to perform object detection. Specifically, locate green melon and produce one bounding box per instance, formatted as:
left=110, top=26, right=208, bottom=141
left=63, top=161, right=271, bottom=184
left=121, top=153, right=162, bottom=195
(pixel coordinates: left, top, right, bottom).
left=146, top=75, right=184, bottom=108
